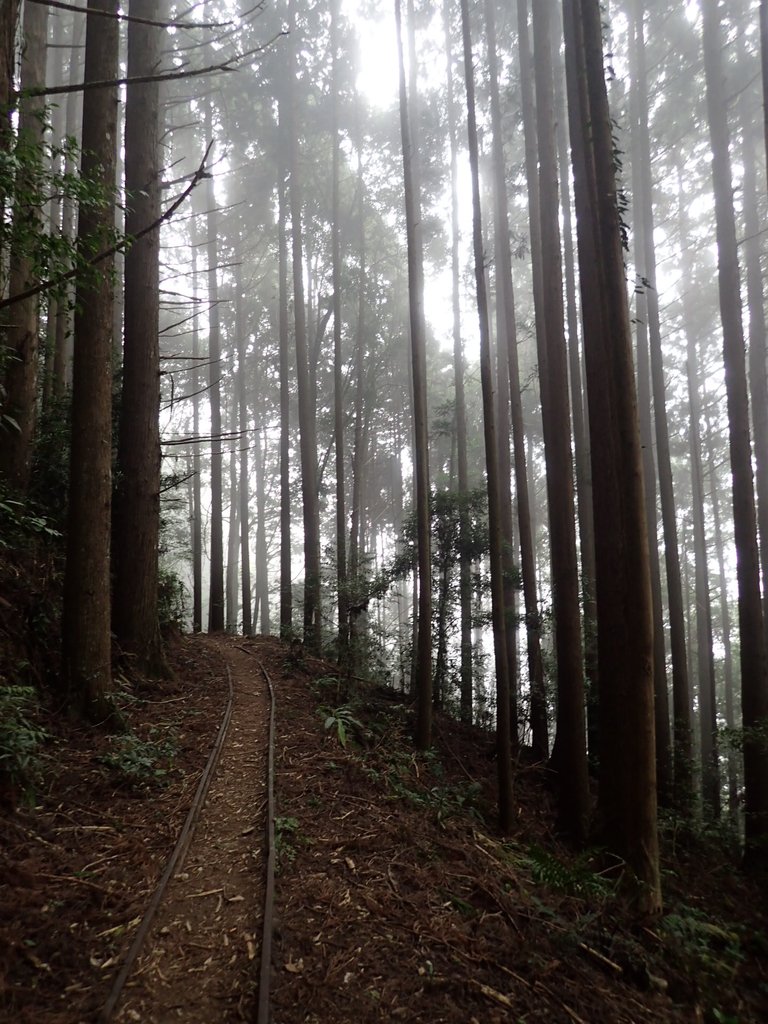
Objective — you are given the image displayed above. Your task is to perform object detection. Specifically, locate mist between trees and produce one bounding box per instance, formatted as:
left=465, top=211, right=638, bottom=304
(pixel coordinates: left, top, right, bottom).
left=2, top=0, right=768, bottom=913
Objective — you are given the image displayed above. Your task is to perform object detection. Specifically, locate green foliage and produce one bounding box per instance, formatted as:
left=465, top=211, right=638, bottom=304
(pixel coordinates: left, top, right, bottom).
left=719, top=720, right=768, bottom=753
left=29, top=395, right=72, bottom=525
left=362, top=746, right=485, bottom=827
left=157, top=566, right=186, bottom=633
left=375, top=488, right=491, bottom=595
left=0, top=125, right=118, bottom=300
left=0, top=488, right=62, bottom=550
left=275, top=815, right=302, bottom=871
left=524, top=846, right=614, bottom=900
left=711, top=1011, right=740, bottom=1024
left=662, top=906, right=746, bottom=987
left=0, top=686, right=48, bottom=801
left=0, top=347, right=18, bottom=436
left=98, top=728, right=177, bottom=788
left=311, top=674, right=345, bottom=701
left=321, top=704, right=366, bottom=749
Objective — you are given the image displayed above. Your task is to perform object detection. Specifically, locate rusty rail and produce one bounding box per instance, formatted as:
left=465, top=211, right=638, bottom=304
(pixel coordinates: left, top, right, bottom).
left=256, top=657, right=276, bottom=1024
left=98, top=664, right=235, bottom=1023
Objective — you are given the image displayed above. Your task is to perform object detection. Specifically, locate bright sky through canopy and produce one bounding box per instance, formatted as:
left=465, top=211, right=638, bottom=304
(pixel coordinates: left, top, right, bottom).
left=351, top=3, right=400, bottom=108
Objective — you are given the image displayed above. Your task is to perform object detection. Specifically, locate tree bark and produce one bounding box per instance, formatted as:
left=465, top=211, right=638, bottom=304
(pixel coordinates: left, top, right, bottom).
left=509, top=0, right=549, bottom=760
left=52, top=15, right=84, bottom=398
left=288, top=0, right=321, bottom=652
left=553, top=17, right=598, bottom=769
left=532, top=0, right=589, bottom=840
left=704, top=403, right=739, bottom=821
left=225, top=398, right=240, bottom=634
left=331, top=0, right=348, bottom=663
left=190, top=228, right=203, bottom=633
left=235, top=263, right=252, bottom=636
left=629, top=0, right=678, bottom=807
left=254, top=422, right=270, bottom=634
left=442, top=0, right=473, bottom=726
left=563, top=0, right=660, bottom=911
left=277, top=99, right=292, bottom=639
left=395, top=0, right=432, bottom=748
left=0, top=0, right=47, bottom=491
left=459, top=0, right=513, bottom=832
left=61, top=0, right=119, bottom=719
left=0, top=0, right=17, bottom=161
left=204, top=107, right=224, bottom=633
left=701, top=0, right=768, bottom=865
left=348, top=126, right=368, bottom=667
left=113, top=0, right=167, bottom=677
left=740, top=81, right=768, bottom=649
left=686, top=326, right=720, bottom=819
left=485, top=0, right=520, bottom=748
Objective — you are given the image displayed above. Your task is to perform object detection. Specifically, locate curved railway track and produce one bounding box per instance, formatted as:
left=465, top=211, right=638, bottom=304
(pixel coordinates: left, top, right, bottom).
left=97, top=647, right=277, bottom=1024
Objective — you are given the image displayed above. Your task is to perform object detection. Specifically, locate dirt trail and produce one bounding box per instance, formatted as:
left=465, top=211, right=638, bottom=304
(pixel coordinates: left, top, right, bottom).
left=113, top=637, right=269, bottom=1024
left=3, top=634, right=766, bottom=1024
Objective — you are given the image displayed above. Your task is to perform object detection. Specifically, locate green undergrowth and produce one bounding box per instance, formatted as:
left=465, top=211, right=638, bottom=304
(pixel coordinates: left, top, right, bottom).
left=305, top=666, right=768, bottom=1024
left=97, top=725, right=178, bottom=789
left=275, top=815, right=305, bottom=873
left=0, top=685, right=49, bottom=804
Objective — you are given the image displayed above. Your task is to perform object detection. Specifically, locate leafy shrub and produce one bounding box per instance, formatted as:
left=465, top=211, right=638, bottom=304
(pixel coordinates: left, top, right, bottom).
left=157, top=567, right=186, bottom=633
left=98, top=728, right=177, bottom=788
left=0, top=490, right=61, bottom=550
left=525, top=846, right=614, bottom=900
left=321, top=704, right=366, bottom=748
left=0, top=686, right=48, bottom=804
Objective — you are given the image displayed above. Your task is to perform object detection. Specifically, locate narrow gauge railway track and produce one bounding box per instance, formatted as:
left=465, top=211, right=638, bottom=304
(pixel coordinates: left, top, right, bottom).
left=98, top=647, right=278, bottom=1024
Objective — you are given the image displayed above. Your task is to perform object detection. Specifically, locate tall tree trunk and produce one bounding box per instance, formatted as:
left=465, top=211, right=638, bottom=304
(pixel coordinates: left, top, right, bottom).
left=701, top=0, right=768, bottom=865
left=52, top=15, right=84, bottom=398
left=459, top=0, right=513, bottom=832
left=563, top=0, right=660, bottom=912
left=630, top=0, right=689, bottom=810
left=288, top=0, right=322, bottom=651
left=113, top=0, right=167, bottom=677
left=508, top=0, right=549, bottom=760
left=226, top=399, right=239, bottom=634
left=486, top=0, right=519, bottom=748
left=532, top=0, right=588, bottom=839
left=277, top=103, right=292, bottom=639
left=348, top=139, right=367, bottom=666
left=443, top=0, right=473, bottom=726
left=0, top=0, right=47, bottom=490
left=0, top=0, right=18, bottom=162
left=553, top=17, right=598, bottom=767
left=676, top=160, right=719, bottom=817
left=331, top=0, right=348, bottom=662
left=190, top=230, right=203, bottom=633
left=255, top=423, right=270, bottom=634
left=204, top=112, right=224, bottom=633
left=235, top=265, right=252, bottom=637
left=395, top=0, right=432, bottom=748
left=61, top=0, right=119, bottom=719
left=740, top=83, right=768, bottom=646
left=686, top=328, right=720, bottom=819
left=704, top=403, right=739, bottom=821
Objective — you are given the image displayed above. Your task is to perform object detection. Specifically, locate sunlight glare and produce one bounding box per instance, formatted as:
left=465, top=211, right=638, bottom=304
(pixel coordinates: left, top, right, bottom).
left=350, top=2, right=399, bottom=109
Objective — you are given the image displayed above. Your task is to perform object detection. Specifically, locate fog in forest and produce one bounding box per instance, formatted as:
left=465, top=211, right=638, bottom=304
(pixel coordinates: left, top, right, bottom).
left=4, top=0, right=768, bottom=908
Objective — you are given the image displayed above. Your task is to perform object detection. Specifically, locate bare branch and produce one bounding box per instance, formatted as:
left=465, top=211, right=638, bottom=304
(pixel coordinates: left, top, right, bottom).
left=0, top=143, right=214, bottom=313
left=27, top=0, right=233, bottom=29
left=17, top=32, right=287, bottom=99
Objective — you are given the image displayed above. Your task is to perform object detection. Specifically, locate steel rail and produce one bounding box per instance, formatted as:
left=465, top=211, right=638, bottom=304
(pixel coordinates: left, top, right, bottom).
left=98, top=664, right=235, bottom=1023
left=255, top=656, right=276, bottom=1024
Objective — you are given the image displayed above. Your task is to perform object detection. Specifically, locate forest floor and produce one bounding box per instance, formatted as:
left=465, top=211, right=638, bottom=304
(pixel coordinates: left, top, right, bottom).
left=1, top=633, right=767, bottom=1024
